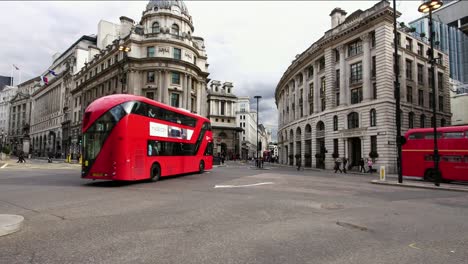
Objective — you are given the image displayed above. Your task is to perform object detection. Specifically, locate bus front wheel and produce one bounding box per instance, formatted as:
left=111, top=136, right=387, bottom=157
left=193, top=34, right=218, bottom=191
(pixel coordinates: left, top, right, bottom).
left=199, top=160, right=205, bottom=174
left=150, top=163, right=161, bottom=181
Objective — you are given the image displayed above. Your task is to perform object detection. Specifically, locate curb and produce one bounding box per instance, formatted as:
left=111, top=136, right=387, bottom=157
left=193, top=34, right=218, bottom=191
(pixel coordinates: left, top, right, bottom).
left=370, top=180, right=468, bottom=193
left=0, top=214, right=24, bottom=237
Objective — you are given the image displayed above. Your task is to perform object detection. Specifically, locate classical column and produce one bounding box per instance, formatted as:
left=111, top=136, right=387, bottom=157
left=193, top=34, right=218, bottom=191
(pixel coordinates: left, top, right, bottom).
left=158, top=70, right=163, bottom=101
left=164, top=71, right=170, bottom=105
left=196, top=81, right=202, bottom=114
left=362, top=34, right=372, bottom=101
left=400, top=56, right=407, bottom=101
left=313, top=61, right=319, bottom=113
left=338, top=45, right=347, bottom=106
left=187, top=76, right=192, bottom=112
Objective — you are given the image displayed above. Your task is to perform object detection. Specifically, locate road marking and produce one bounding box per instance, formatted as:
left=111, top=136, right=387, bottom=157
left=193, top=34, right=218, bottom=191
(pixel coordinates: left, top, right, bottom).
left=214, top=182, right=274, bottom=188
left=0, top=164, right=7, bottom=169
left=409, top=243, right=421, bottom=250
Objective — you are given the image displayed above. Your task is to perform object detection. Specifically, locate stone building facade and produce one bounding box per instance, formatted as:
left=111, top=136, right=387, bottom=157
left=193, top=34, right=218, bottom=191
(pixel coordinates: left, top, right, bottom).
left=275, top=1, right=451, bottom=172
left=207, top=80, right=242, bottom=159
left=0, top=85, right=17, bottom=150
left=236, top=96, right=258, bottom=160
left=30, top=35, right=97, bottom=157
left=71, top=0, right=210, bottom=153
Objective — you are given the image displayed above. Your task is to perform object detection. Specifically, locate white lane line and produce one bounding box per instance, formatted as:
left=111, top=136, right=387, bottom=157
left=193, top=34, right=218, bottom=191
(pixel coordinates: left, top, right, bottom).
left=1, top=164, right=7, bottom=169
left=214, top=182, right=274, bottom=188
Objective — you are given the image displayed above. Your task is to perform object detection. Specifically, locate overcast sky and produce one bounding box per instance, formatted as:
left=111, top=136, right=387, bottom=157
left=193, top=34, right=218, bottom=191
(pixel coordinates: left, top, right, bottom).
left=0, top=0, right=423, bottom=141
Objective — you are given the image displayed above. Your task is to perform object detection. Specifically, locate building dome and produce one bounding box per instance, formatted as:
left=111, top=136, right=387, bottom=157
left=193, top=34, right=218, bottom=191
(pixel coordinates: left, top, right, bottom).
left=146, top=0, right=190, bottom=16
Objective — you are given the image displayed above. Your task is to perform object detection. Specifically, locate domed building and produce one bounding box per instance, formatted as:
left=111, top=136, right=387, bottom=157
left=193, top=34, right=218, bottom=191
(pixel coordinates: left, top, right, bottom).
left=67, top=0, right=210, bottom=156
left=275, top=1, right=451, bottom=173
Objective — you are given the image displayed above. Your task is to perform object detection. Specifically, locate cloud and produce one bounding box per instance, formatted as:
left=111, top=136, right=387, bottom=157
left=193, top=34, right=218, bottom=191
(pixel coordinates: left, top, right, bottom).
left=0, top=0, right=424, bottom=142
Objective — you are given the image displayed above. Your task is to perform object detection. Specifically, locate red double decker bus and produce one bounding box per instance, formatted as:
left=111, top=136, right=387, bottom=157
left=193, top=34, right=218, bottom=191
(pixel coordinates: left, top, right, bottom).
left=81, top=94, right=213, bottom=181
left=402, top=126, right=468, bottom=182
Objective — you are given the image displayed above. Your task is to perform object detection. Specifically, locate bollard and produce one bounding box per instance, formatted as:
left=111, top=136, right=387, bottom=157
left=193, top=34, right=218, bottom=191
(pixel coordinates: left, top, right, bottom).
left=380, top=166, right=386, bottom=181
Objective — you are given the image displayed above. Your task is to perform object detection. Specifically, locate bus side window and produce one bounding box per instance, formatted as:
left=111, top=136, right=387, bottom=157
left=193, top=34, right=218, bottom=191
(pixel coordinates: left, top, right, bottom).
left=444, top=132, right=464, bottom=139
left=409, top=133, right=424, bottom=139
left=204, top=142, right=213, bottom=156
left=441, top=155, right=462, bottom=163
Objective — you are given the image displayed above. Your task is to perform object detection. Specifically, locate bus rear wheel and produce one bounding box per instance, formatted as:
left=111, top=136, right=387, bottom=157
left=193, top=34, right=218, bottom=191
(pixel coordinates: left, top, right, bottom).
left=150, top=163, right=161, bottom=182
left=199, top=160, right=205, bottom=174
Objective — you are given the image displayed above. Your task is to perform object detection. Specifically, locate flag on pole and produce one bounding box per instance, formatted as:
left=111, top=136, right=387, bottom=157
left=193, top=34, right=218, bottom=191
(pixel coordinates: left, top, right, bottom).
left=13, top=64, right=19, bottom=70
left=48, top=70, right=57, bottom=76
left=40, top=76, right=48, bottom=85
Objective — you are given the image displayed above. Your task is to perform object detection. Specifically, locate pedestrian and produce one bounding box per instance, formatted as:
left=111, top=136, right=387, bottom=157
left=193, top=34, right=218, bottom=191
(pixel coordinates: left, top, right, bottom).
left=342, top=157, right=348, bottom=173
left=359, top=158, right=366, bottom=173
left=297, top=157, right=301, bottom=171
left=367, top=158, right=374, bottom=173
left=334, top=157, right=342, bottom=173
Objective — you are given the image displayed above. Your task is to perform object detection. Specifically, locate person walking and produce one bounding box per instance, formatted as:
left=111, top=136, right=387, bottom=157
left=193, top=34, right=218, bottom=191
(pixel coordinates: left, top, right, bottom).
left=334, top=157, right=342, bottom=173
left=367, top=158, right=374, bottom=173
left=359, top=158, right=366, bottom=173
left=342, top=157, right=348, bottom=173
left=297, top=157, right=302, bottom=171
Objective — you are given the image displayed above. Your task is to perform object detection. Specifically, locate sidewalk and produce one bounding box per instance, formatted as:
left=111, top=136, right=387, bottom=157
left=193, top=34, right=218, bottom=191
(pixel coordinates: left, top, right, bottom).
left=371, top=179, right=468, bottom=192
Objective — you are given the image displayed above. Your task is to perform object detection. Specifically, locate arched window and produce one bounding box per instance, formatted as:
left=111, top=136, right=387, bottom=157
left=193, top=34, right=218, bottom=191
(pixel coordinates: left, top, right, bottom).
left=333, top=115, right=338, bottom=131
left=370, top=109, right=376, bottom=127
left=408, top=112, right=414, bottom=128
left=171, top=24, right=179, bottom=35
left=441, top=118, right=446, bottom=127
left=152, top=22, right=160, bottom=33
left=420, top=114, right=426, bottom=128
left=317, top=121, right=325, bottom=131
left=348, top=112, right=359, bottom=129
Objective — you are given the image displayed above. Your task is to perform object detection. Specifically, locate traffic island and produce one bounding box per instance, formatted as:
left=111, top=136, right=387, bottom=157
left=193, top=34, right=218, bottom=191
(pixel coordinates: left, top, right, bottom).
left=371, top=179, right=468, bottom=193
left=0, top=214, right=24, bottom=237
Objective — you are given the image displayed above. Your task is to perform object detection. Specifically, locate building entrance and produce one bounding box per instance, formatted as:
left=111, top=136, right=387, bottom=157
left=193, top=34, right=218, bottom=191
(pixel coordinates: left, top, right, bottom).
left=348, top=137, right=362, bottom=168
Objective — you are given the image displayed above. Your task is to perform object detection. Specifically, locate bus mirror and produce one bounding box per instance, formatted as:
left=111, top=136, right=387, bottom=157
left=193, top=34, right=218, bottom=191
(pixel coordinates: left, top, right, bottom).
left=399, top=136, right=407, bottom=146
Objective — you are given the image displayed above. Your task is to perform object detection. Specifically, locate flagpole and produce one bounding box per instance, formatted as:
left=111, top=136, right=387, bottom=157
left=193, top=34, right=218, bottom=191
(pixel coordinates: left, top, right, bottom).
left=10, top=65, right=13, bottom=86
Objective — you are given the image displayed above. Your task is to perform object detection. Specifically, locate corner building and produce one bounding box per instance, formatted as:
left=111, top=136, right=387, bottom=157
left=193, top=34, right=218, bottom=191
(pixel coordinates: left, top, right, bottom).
left=275, top=1, right=451, bottom=173
left=71, top=0, right=209, bottom=149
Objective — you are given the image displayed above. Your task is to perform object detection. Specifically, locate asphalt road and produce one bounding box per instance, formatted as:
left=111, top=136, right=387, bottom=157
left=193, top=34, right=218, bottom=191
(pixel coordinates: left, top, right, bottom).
left=0, top=160, right=467, bottom=264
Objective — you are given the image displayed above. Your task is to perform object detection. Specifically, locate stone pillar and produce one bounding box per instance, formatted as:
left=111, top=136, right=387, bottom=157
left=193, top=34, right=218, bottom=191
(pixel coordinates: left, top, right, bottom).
left=362, top=34, right=372, bottom=101
left=196, top=81, right=202, bottom=114
left=158, top=70, right=163, bottom=101
left=187, top=76, right=192, bottom=112
left=338, top=45, right=347, bottom=106
left=163, top=71, right=170, bottom=105
left=313, top=62, right=319, bottom=113
left=400, top=55, right=407, bottom=101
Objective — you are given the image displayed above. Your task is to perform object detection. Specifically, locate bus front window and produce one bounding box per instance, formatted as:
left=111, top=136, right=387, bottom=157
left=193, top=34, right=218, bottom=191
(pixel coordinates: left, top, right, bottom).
left=83, top=104, right=127, bottom=175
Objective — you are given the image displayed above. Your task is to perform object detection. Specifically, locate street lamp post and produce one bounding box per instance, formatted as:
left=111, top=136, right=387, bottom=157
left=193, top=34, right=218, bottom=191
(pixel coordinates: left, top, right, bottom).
left=393, top=0, right=403, bottom=184
left=119, top=44, right=131, bottom=91
left=254, top=95, right=262, bottom=168
left=418, top=0, right=443, bottom=187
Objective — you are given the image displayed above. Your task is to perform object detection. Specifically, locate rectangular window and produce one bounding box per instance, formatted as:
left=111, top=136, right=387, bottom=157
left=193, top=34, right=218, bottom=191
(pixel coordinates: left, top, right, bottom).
left=336, top=92, right=340, bottom=106
left=417, top=43, right=424, bottom=56
left=170, top=93, right=180, bottom=107
left=221, top=101, right=225, bottom=115
left=350, top=62, right=363, bottom=84
left=397, top=33, right=401, bottom=46
left=438, top=72, right=443, bottom=91
left=348, top=39, right=362, bottom=57
left=406, top=37, right=413, bottom=51
left=444, top=132, right=464, bottom=139
left=417, top=64, right=424, bottom=84
left=371, top=136, right=377, bottom=153
left=147, top=71, right=155, bottom=83
left=320, top=77, right=326, bottom=111
left=373, top=83, right=377, bottom=99
left=173, top=48, right=181, bottom=60
left=371, top=56, right=376, bottom=78
left=418, top=89, right=424, bottom=106
left=308, top=66, right=314, bottom=78
left=406, top=60, right=413, bottom=80
left=438, top=96, right=443, bottom=112
left=319, top=57, right=325, bottom=71
left=335, top=49, right=340, bottom=62
left=407, top=86, right=413, bottom=103
left=147, top=47, right=155, bottom=57
left=351, top=87, right=363, bottom=104
left=146, top=92, right=154, bottom=100
left=172, top=72, right=180, bottom=84
left=371, top=31, right=376, bottom=47
left=335, top=69, right=340, bottom=89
